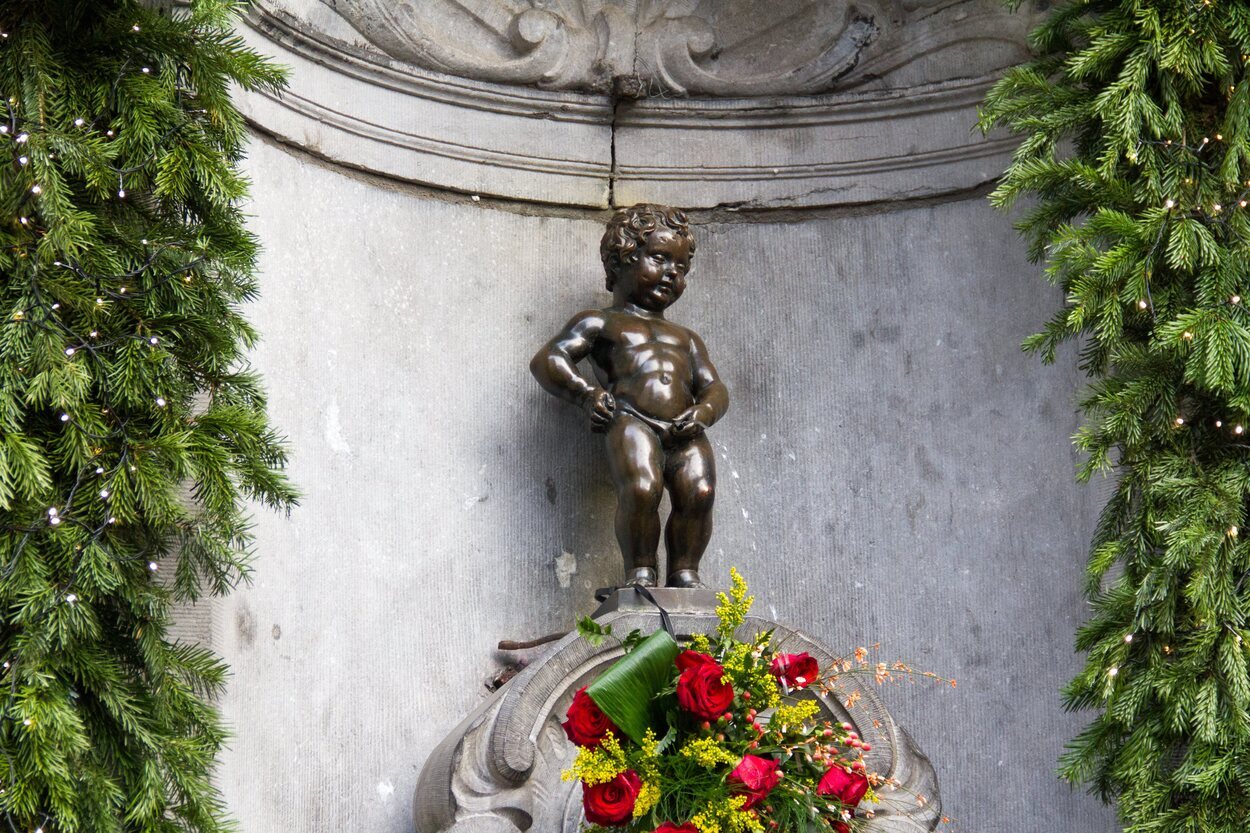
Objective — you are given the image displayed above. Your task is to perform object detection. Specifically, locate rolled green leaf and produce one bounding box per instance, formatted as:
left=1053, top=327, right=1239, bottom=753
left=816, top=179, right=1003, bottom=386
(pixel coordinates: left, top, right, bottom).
left=588, top=629, right=681, bottom=743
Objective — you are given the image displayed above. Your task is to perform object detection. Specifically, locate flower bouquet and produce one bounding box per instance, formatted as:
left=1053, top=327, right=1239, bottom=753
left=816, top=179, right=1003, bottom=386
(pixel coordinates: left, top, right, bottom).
left=563, top=570, right=879, bottom=833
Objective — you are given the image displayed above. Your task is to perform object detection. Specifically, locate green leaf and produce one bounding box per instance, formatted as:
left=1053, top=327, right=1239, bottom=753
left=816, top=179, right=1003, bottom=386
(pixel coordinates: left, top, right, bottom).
left=587, top=629, right=681, bottom=743
left=576, top=616, right=613, bottom=648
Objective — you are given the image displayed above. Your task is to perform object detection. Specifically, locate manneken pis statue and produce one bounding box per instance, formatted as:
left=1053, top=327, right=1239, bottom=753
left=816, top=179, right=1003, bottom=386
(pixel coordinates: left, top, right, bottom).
left=531, top=204, right=729, bottom=589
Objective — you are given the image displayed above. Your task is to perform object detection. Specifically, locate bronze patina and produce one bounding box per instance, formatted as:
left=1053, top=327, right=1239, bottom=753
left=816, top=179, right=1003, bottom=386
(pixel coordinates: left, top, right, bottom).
left=531, top=205, right=729, bottom=588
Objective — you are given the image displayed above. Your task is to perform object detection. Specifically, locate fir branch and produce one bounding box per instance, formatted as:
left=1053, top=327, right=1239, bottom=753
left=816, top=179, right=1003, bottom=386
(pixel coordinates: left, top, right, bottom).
left=983, top=1, right=1250, bottom=831
left=0, top=3, right=294, bottom=833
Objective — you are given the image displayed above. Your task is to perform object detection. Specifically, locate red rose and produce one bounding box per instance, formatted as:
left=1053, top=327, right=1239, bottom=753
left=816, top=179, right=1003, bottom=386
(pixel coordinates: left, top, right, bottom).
left=770, top=652, right=819, bottom=689
left=833, top=823, right=850, bottom=833
left=675, top=650, right=734, bottom=720
left=562, top=686, right=620, bottom=748
left=583, top=770, right=641, bottom=826
left=818, top=765, right=869, bottom=808
left=654, top=824, right=698, bottom=833
left=728, top=754, right=781, bottom=809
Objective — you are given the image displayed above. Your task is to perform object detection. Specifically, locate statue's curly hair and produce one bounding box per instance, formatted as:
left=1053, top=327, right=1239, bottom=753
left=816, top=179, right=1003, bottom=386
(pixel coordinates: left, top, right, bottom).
left=599, top=203, right=696, bottom=291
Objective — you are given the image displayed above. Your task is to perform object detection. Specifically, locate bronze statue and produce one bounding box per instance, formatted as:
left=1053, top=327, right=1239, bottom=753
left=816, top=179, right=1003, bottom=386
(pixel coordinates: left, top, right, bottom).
left=531, top=205, right=729, bottom=589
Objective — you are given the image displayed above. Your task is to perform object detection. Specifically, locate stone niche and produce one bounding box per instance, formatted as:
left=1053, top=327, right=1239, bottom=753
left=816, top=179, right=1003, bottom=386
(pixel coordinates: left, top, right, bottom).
left=414, top=590, right=940, bottom=833
left=237, top=0, right=1046, bottom=208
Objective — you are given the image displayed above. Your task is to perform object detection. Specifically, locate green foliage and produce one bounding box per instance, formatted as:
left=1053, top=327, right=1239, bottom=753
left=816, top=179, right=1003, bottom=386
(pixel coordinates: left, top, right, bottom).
left=982, top=2, right=1250, bottom=830
left=578, top=616, right=614, bottom=648
left=0, top=2, right=293, bottom=832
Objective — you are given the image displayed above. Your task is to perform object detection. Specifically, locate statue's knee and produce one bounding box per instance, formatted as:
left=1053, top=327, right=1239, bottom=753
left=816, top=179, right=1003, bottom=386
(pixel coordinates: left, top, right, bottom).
left=685, top=479, right=714, bottom=513
left=623, top=478, right=663, bottom=509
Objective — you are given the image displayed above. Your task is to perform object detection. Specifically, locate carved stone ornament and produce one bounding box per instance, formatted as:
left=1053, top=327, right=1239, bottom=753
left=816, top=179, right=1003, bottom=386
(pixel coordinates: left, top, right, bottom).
left=236, top=1, right=1045, bottom=207
left=326, top=0, right=881, bottom=97
left=413, top=590, right=940, bottom=833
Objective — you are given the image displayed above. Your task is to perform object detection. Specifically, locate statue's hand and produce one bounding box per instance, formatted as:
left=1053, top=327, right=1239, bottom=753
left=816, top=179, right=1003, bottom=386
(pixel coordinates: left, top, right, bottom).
left=671, top=404, right=712, bottom=439
left=584, top=390, right=616, bottom=433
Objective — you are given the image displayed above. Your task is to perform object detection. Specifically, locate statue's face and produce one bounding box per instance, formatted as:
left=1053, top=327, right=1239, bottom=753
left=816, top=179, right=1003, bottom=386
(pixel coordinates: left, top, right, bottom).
left=616, top=229, right=692, bottom=311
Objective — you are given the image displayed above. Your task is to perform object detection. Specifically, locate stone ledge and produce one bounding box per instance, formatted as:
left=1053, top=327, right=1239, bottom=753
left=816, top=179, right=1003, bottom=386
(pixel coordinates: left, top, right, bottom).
left=237, top=4, right=1015, bottom=210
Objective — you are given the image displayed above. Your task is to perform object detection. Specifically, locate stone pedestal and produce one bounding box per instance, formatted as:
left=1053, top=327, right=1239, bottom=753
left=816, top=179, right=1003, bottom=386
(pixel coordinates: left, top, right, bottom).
left=413, top=589, right=940, bottom=833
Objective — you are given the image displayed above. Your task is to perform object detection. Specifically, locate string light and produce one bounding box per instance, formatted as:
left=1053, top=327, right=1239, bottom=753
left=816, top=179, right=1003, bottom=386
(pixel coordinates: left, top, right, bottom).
left=155, top=397, right=166, bottom=407
left=1124, top=634, right=1134, bottom=643
left=1229, top=526, right=1240, bottom=537
left=1183, top=331, right=1194, bottom=340
left=148, top=561, right=158, bottom=572
left=1175, top=417, right=1185, bottom=426
left=1165, top=199, right=1176, bottom=208
left=65, top=594, right=77, bottom=604
left=1138, top=299, right=1149, bottom=309
left=1108, top=667, right=1119, bottom=677
left=73, top=118, right=84, bottom=127
left=1233, top=295, right=1242, bottom=305
left=64, top=347, right=74, bottom=356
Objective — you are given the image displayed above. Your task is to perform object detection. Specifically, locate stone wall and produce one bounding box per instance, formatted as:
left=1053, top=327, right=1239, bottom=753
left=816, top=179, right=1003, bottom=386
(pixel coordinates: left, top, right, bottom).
left=198, top=2, right=1122, bottom=832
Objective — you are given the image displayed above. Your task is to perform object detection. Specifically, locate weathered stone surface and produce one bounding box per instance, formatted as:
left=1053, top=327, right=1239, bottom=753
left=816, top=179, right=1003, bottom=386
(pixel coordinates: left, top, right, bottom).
left=212, top=137, right=1120, bottom=833
left=414, top=589, right=939, bottom=833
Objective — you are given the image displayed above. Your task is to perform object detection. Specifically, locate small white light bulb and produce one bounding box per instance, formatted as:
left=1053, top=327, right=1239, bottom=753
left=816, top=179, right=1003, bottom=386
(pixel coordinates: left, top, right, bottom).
left=1107, top=667, right=1119, bottom=677
left=30, top=184, right=41, bottom=194
left=49, top=516, right=60, bottom=526
left=47, top=507, right=57, bottom=516
left=1124, top=634, right=1133, bottom=643
left=65, top=593, right=77, bottom=604
left=141, top=67, right=150, bottom=74
left=1165, top=199, right=1176, bottom=209
left=64, top=347, right=74, bottom=356
left=148, top=336, right=158, bottom=345
left=117, top=188, right=125, bottom=198
left=17, top=155, right=26, bottom=165
left=1138, top=299, right=1149, bottom=310
left=155, top=397, right=166, bottom=407
left=74, top=118, right=84, bottom=127
left=99, top=489, right=109, bottom=499
left=148, top=561, right=159, bottom=572
left=95, top=467, right=104, bottom=474
left=59, top=413, right=69, bottom=422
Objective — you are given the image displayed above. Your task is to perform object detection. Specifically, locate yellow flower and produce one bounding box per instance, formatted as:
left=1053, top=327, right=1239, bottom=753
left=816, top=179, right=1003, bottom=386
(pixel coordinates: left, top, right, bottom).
left=772, top=699, right=819, bottom=730
left=680, top=736, right=739, bottom=769
left=561, top=731, right=627, bottom=785
left=634, top=779, right=661, bottom=817
left=715, top=568, right=754, bottom=639
left=692, top=796, right=763, bottom=833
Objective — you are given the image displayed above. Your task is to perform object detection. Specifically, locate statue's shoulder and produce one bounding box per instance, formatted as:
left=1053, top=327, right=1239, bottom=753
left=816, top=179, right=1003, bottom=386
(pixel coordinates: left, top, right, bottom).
left=561, top=307, right=609, bottom=333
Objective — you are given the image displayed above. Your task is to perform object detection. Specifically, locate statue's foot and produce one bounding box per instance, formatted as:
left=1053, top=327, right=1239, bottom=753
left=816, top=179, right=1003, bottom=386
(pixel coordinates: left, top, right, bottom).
left=627, top=567, right=658, bottom=588
left=666, top=569, right=706, bottom=589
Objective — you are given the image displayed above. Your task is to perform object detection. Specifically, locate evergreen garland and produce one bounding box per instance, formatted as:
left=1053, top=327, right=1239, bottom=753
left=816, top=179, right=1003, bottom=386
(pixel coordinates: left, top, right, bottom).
left=0, top=2, right=294, bottom=832
left=981, top=2, right=1250, bottom=830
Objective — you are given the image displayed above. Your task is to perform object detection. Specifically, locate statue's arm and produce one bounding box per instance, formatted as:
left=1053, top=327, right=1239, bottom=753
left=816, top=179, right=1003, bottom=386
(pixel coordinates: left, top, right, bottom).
left=690, top=331, right=729, bottom=427
left=529, top=311, right=607, bottom=407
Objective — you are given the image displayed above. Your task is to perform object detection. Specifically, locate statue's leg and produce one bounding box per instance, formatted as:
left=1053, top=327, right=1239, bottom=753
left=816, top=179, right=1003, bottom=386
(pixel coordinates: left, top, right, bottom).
left=663, top=434, right=715, bottom=586
left=605, top=415, right=665, bottom=583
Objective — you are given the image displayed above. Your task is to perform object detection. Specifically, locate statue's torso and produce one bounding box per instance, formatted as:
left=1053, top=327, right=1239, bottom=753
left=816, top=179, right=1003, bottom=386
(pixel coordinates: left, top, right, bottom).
left=590, top=310, right=697, bottom=421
